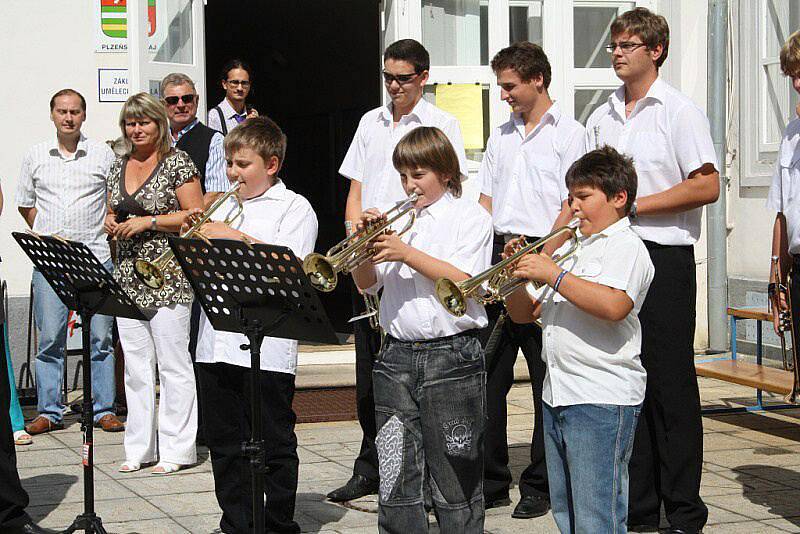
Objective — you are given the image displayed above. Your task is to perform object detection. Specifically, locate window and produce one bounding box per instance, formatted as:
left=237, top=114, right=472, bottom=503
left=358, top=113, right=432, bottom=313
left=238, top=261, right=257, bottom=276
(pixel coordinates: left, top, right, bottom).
left=739, top=0, right=800, bottom=186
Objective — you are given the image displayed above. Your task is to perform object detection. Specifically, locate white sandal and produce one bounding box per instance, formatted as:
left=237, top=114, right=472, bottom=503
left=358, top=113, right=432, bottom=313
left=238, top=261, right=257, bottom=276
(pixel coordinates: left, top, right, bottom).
left=119, top=461, right=143, bottom=473
left=151, top=461, right=184, bottom=475
left=13, top=430, right=33, bottom=446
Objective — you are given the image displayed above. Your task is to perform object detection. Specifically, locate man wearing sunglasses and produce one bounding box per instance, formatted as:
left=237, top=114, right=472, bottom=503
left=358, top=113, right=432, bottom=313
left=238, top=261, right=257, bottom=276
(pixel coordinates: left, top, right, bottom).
left=584, top=9, right=719, bottom=534
left=329, top=38, right=468, bottom=504
left=160, top=73, right=229, bottom=198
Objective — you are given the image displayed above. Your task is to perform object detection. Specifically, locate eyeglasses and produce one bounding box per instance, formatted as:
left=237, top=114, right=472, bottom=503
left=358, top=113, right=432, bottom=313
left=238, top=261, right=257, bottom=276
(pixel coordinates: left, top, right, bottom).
left=382, top=71, right=421, bottom=85
left=605, top=41, right=647, bottom=54
left=163, top=94, right=196, bottom=106
left=225, top=79, right=251, bottom=88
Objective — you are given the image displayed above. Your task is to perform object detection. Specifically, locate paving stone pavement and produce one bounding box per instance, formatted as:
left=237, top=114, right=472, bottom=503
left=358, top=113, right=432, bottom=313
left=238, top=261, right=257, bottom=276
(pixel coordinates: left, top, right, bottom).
left=13, top=371, right=800, bottom=533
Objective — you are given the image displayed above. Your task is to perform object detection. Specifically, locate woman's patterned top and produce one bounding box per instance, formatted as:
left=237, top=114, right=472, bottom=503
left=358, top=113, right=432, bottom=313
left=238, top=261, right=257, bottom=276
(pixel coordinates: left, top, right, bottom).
left=107, top=149, right=199, bottom=308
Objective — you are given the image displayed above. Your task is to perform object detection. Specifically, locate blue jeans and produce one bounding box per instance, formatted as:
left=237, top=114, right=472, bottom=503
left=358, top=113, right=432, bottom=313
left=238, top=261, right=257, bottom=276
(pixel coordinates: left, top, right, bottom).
left=32, top=259, right=115, bottom=424
left=543, top=402, right=641, bottom=534
left=373, top=332, right=486, bottom=534
left=4, top=322, right=24, bottom=432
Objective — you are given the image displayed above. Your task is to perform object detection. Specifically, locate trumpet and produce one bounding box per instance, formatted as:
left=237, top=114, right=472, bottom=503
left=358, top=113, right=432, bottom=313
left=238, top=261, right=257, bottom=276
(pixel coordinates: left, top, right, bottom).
left=303, top=193, right=419, bottom=292
left=134, top=183, right=244, bottom=290
left=435, top=219, right=581, bottom=317
left=769, top=256, right=800, bottom=402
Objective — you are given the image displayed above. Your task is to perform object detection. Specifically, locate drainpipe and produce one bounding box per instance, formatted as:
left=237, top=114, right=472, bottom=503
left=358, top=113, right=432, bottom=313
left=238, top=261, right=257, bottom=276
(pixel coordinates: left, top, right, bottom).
left=707, top=0, right=729, bottom=352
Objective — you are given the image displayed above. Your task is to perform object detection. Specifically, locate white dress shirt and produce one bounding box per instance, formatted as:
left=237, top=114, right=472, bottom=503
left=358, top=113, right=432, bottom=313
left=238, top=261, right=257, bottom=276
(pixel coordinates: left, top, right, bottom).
left=195, top=180, right=319, bottom=374
left=585, top=78, right=718, bottom=246
left=529, top=217, right=654, bottom=407
left=480, top=104, right=586, bottom=236
left=365, top=192, right=492, bottom=341
left=16, top=134, right=115, bottom=263
left=171, top=119, right=229, bottom=193
left=339, top=98, right=469, bottom=213
left=767, top=118, right=800, bottom=254
left=208, top=98, right=246, bottom=135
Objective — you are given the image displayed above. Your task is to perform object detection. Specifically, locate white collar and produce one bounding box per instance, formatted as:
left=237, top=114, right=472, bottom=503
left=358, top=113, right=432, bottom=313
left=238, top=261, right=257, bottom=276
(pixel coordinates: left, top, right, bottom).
left=580, top=216, right=631, bottom=244
left=378, top=97, right=431, bottom=124
left=418, top=191, right=455, bottom=220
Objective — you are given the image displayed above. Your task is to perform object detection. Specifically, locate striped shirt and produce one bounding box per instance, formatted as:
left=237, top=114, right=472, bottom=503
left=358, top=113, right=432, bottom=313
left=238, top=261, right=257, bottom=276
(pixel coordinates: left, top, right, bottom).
left=16, top=134, right=115, bottom=263
left=171, top=119, right=229, bottom=193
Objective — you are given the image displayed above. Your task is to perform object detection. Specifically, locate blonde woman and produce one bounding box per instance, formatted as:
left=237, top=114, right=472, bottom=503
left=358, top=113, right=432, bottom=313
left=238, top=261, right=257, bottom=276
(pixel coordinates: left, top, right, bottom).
left=105, top=93, right=203, bottom=474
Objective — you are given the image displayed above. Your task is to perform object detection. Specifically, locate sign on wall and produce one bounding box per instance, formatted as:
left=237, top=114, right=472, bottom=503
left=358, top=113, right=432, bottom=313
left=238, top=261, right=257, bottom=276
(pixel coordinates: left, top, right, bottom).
left=98, top=69, right=130, bottom=102
left=94, top=0, right=165, bottom=53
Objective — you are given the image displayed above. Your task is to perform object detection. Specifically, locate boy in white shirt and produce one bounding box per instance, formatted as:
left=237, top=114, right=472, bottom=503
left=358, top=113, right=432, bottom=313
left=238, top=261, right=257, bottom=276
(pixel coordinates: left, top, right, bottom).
left=505, top=146, right=654, bottom=534
left=352, top=126, right=492, bottom=533
left=331, top=38, right=469, bottom=503
left=768, top=30, right=800, bottom=340
left=193, top=116, right=318, bottom=534
left=585, top=9, right=720, bottom=532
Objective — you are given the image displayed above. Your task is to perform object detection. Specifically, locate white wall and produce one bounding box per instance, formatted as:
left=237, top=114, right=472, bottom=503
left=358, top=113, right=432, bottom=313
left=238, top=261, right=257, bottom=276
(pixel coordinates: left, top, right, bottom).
left=0, top=1, right=127, bottom=298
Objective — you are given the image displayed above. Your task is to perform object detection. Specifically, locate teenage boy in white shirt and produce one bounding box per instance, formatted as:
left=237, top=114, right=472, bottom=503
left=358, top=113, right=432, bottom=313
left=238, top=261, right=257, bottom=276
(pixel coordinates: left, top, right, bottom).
left=352, top=126, right=492, bottom=533
left=768, top=31, right=800, bottom=340
left=477, top=41, right=584, bottom=518
left=584, top=8, right=720, bottom=533
left=330, top=38, right=468, bottom=503
left=505, top=146, right=654, bottom=534
left=193, top=116, right=318, bottom=534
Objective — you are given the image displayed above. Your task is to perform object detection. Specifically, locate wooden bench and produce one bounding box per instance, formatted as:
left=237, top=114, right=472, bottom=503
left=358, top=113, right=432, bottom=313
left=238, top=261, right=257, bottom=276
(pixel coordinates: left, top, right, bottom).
left=695, top=306, right=795, bottom=413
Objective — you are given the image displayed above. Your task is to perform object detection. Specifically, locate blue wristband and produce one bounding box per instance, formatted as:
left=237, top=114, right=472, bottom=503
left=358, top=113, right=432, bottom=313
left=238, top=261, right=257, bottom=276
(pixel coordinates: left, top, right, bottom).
left=553, top=269, right=568, bottom=293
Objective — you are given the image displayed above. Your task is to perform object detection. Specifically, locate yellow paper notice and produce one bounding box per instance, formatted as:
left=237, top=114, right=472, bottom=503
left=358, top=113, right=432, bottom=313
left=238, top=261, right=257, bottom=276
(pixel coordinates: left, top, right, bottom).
left=435, top=84, right=484, bottom=150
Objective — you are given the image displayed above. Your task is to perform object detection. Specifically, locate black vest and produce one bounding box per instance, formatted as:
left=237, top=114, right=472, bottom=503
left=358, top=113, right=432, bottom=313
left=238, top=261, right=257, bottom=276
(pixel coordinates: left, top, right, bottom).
left=175, top=122, right=217, bottom=194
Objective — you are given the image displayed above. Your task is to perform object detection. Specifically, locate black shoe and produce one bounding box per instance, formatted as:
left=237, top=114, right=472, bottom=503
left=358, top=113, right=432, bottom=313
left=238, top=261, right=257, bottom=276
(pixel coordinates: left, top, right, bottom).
left=484, top=492, right=512, bottom=510
left=5, top=519, right=57, bottom=533
left=326, top=474, right=379, bottom=502
left=665, top=528, right=702, bottom=534
left=628, top=525, right=660, bottom=533
left=511, top=495, right=551, bottom=519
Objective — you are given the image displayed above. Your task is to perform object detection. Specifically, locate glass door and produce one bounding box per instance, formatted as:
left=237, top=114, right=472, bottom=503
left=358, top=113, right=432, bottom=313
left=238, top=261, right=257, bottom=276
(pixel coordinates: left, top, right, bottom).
left=128, top=0, right=207, bottom=117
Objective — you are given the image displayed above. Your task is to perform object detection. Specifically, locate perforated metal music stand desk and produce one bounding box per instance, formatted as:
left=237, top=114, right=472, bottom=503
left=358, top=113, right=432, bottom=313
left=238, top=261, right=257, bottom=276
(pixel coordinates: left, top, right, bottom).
left=13, top=232, right=147, bottom=534
left=168, top=236, right=339, bottom=534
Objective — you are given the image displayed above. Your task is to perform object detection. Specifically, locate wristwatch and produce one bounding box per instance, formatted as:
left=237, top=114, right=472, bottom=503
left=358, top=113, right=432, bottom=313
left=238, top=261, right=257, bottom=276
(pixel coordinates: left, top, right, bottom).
left=150, top=215, right=157, bottom=231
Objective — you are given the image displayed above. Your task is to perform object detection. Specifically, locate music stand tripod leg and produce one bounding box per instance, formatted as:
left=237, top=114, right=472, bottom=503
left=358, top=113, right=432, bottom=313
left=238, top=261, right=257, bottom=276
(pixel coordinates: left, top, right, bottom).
left=61, top=310, right=107, bottom=534
left=241, top=324, right=268, bottom=534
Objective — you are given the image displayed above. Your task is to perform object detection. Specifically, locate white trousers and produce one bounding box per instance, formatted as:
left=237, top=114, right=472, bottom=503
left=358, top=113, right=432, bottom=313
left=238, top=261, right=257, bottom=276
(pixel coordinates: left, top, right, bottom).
left=118, top=303, right=197, bottom=465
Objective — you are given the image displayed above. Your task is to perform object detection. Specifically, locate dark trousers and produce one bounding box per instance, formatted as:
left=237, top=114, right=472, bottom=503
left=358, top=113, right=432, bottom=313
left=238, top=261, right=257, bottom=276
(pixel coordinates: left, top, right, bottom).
left=188, top=302, right=205, bottom=442
left=350, top=284, right=382, bottom=482
left=0, top=316, right=30, bottom=528
left=628, top=242, right=707, bottom=530
left=482, top=235, right=549, bottom=500
left=196, top=362, right=300, bottom=534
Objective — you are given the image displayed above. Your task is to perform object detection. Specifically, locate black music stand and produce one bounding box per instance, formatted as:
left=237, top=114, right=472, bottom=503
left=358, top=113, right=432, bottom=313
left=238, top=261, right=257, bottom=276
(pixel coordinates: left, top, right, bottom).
left=13, top=232, right=147, bottom=534
left=168, top=236, right=339, bottom=534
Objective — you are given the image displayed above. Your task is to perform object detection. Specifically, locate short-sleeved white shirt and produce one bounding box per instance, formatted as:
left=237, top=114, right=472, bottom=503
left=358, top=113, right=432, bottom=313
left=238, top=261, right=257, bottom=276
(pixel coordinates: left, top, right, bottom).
left=479, top=104, right=586, bottom=236
left=16, top=134, right=115, bottom=263
left=194, top=180, right=319, bottom=374
left=585, top=78, right=718, bottom=246
left=339, top=98, right=469, bottom=213
left=364, top=192, right=493, bottom=341
left=529, top=217, right=654, bottom=407
left=767, top=118, right=800, bottom=254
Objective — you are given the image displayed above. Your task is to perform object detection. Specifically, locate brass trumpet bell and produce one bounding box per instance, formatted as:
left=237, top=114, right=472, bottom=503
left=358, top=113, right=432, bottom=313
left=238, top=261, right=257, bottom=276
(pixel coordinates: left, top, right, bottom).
left=134, top=183, right=244, bottom=290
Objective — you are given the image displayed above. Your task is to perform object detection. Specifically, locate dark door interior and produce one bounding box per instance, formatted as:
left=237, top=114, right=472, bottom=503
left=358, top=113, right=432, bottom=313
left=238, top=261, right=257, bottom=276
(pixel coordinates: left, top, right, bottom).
left=205, top=1, right=381, bottom=336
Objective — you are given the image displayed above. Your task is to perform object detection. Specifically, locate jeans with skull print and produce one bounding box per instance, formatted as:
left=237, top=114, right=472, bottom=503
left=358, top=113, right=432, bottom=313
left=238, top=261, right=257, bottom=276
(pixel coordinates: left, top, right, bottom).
left=372, top=330, right=486, bottom=534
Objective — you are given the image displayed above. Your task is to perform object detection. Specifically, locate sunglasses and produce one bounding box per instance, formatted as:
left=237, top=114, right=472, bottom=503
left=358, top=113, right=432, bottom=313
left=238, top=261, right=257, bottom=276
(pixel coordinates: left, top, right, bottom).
left=164, top=94, right=196, bottom=106
left=382, top=71, right=421, bottom=85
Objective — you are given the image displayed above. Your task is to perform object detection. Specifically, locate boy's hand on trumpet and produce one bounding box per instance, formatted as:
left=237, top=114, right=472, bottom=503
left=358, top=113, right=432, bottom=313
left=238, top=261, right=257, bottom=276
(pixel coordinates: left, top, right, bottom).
left=370, top=232, right=410, bottom=264
left=180, top=208, right=205, bottom=234
left=357, top=208, right=384, bottom=232
left=512, top=253, right=561, bottom=287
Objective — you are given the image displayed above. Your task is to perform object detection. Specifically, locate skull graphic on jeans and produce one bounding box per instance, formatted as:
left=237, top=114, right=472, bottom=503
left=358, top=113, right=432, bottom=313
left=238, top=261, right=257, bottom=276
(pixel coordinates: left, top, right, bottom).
left=443, top=418, right=473, bottom=456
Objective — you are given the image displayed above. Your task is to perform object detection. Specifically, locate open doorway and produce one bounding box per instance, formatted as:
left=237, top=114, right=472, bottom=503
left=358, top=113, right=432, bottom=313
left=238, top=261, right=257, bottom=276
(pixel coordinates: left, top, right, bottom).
left=205, top=1, right=382, bottom=334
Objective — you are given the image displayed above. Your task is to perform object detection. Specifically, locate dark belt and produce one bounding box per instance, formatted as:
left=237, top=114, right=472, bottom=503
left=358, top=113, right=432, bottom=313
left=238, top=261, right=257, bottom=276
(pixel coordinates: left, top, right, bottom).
left=494, top=233, right=539, bottom=245
left=642, top=240, right=693, bottom=252
left=384, top=328, right=480, bottom=346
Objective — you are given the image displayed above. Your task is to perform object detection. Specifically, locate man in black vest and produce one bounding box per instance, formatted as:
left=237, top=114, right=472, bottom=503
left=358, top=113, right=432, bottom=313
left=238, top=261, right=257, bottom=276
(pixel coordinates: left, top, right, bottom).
left=160, top=73, right=229, bottom=196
